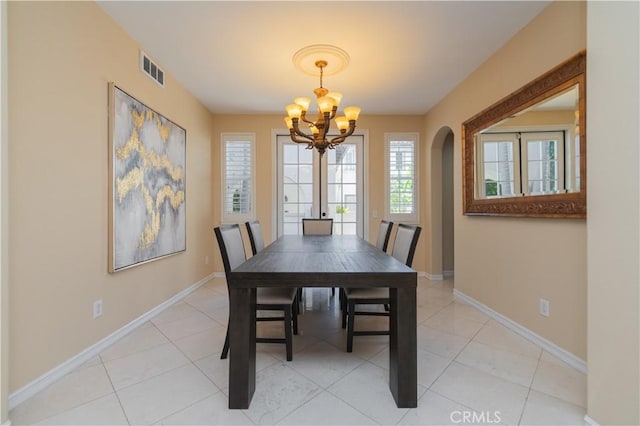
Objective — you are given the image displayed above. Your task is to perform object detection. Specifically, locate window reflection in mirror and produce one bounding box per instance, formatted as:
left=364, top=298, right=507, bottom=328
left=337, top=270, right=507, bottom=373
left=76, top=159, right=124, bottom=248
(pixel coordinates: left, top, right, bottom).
left=476, top=85, right=579, bottom=199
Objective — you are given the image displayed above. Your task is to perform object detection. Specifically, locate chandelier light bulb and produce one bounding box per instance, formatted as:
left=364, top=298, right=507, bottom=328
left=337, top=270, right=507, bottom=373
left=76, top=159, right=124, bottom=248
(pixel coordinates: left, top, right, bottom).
left=326, top=92, right=343, bottom=107
left=294, top=97, right=311, bottom=112
left=343, top=106, right=361, bottom=121
left=335, top=116, right=349, bottom=131
left=317, top=96, right=335, bottom=114
left=285, top=103, right=302, bottom=119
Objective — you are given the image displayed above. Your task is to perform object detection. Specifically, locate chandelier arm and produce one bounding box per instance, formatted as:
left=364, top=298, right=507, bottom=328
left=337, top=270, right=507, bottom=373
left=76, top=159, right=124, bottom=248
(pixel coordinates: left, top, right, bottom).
left=329, top=120, right=357, bottom=146
left=291, top=119, right=315, bottom=142
left=289, top=129, right=313, bottom=144
left=300, top=111, right=315, bottom=126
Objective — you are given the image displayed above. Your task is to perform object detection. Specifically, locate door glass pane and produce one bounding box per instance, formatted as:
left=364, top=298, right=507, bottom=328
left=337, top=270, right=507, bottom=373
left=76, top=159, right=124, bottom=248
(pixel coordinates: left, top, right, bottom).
left=328, top=143, right=358, bottom=235
left=298, top=165, right=313, bottom=183
left=327, top=184, right=343, bottom=203
left=299, top=184, right=313, bottom=203
left=281, top=143, right=314, bottom=234
left=283, top=184, right=299, bottom=203
left=283, top=165, right=298, bottom=181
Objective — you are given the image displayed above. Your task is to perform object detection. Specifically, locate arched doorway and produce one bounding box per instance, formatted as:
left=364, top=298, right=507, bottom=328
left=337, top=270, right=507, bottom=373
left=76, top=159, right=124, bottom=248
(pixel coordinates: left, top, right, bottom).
left=429, top=127, right=454, bottom=279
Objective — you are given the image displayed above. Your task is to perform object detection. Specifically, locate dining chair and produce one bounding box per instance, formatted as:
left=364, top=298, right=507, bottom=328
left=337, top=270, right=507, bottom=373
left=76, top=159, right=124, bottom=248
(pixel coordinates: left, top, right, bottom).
left=376, top=220, right=394, bottom=252
left=342, top=223, right=421, bottom=352
left=301, top=218, right=335, bottom=297
left=214, top=224, right=298, bottom=361
left=302, top=218, right=334, bottom=235
left=339, top=220, right=394, bottom=322
left=245, top=220, right=265, bottom=255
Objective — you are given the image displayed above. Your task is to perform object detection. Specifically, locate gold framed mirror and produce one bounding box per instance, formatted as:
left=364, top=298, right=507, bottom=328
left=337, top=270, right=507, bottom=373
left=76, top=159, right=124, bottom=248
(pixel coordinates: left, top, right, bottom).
left=462, top=51, right=586, bottom=218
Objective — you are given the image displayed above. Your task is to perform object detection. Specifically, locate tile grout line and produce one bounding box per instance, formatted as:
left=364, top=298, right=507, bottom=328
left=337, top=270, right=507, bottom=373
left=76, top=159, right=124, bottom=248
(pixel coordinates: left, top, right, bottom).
left=516, top=349, right=544, bottom=425
left=98, top=356, right=132, bottom=426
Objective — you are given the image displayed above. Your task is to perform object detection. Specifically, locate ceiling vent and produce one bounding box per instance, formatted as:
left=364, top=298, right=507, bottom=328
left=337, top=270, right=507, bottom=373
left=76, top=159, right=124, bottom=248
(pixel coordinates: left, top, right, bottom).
left=140, top=51, right=165, bottom=87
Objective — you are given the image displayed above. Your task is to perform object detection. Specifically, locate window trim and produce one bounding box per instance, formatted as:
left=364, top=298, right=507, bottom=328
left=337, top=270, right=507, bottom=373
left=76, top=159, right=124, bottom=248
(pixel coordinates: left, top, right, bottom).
left=221, top=132, right=256, bottom=224
left=384, top=132, right=419, bottom=224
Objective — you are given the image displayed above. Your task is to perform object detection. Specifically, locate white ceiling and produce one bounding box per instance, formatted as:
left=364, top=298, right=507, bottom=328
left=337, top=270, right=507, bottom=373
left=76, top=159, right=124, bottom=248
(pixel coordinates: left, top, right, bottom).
left=97, top=1, right=550, bottom=116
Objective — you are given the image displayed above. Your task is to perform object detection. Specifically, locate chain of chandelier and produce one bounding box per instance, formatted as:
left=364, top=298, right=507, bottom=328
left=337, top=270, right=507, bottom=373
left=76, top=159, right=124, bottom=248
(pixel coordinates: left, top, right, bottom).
left=284, top=60, right=361, bottom=157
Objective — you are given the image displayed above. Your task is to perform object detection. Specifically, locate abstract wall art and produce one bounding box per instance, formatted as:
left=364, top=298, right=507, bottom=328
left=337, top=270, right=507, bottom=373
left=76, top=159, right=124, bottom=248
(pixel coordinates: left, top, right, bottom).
left=108, top=83, right=186, bottom=272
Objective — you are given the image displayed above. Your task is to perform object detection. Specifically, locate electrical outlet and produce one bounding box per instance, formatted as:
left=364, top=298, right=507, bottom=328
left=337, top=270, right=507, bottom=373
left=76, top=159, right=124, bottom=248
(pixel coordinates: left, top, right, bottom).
left=539, top=298, right=550, bottom=317
left=93, top=300, right=103, bottom=319
left=205, top=255, right=210, bottom=265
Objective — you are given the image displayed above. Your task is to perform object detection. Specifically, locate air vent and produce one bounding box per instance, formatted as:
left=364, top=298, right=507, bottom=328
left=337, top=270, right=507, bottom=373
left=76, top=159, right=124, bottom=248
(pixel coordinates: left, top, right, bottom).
left=140, top=51, right=165, bottom=87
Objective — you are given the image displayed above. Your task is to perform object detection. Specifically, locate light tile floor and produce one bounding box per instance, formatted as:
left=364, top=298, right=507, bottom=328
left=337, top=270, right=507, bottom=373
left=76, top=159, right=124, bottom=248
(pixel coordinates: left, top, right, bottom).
left=10, top=278, right=587, bottom=425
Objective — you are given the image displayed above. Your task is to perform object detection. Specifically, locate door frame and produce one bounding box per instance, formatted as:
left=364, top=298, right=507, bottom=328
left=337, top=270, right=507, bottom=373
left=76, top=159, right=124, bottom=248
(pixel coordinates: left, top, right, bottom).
left=271, top=129, right=369, bottom=241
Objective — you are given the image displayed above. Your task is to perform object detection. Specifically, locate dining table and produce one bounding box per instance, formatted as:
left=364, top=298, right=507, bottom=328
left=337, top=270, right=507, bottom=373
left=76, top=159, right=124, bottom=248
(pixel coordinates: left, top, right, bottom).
left=226, top=234, right=418, bottom=409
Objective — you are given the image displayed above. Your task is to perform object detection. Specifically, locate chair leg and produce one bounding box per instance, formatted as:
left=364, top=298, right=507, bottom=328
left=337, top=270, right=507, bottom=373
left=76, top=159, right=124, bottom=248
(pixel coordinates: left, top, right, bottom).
left=220, top=327, right=230, bottom=359
left=347, top=300, right=355, bottom=352
left=284, top=306, right=293, bottom=361
left=292, top=299, right=299, bottom=335
left=341, top=290, right=347, bottom=329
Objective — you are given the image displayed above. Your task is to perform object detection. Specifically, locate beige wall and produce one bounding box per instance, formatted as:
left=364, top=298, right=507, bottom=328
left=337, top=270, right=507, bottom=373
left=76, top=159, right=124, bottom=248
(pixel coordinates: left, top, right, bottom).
left=423, top=1, right=587, bottom=359
left=8, top=2, right=216, bottom=391
left=1, top=0, right=8, bottom=421
left=587, top=2, right=640, bottom=424
left=494, top=109, right=575, bottom=128
left=211, top=114, right=427, bottom=272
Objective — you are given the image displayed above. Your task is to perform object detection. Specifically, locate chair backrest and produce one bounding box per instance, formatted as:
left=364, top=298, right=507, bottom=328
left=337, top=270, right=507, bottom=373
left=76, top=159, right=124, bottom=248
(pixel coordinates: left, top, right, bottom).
left=391, top=224, right=422, bottom=267
left=214, top=224, right=247, bottom=275
left=376, top=220, right=394, bottom=252
left=245, top=220, right=265, bottom=255
left=302, top=218, right=333, bottom=235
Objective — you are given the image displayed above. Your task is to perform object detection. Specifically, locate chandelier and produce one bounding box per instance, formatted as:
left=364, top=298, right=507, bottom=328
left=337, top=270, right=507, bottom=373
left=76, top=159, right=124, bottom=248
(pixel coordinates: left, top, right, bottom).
left=284, top=46, right=361, bottom=157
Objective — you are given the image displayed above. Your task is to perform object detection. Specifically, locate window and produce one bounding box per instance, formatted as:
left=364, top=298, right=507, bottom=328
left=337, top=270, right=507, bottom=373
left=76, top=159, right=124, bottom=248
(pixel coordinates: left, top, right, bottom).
left=385, top=133, right=419, bottom=223
left=221, top=133, right=255, bottom=223
left=477, top=130, right=565, bottom=198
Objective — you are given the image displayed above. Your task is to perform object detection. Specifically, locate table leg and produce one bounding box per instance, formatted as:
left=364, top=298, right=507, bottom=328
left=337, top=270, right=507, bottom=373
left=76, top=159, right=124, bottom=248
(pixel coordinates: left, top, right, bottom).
left=389, top=286, right=417, bottom=408
left=228, top=286, right=256, bottom=409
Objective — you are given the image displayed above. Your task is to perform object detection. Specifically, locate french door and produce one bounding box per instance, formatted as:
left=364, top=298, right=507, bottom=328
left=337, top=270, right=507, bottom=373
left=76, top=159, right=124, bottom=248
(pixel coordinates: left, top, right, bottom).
left=276, top=134, right=364, bottom=237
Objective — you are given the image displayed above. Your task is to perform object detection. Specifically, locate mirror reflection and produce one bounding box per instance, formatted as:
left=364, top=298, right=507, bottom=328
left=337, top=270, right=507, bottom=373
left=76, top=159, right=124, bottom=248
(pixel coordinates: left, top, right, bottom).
left=476, top=85, right=580, bottom=199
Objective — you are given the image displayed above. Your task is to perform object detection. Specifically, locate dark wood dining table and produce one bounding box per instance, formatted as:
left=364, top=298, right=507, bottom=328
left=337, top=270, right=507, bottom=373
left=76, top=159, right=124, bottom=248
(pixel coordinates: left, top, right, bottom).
left=226, top=234, right=418, bottom=409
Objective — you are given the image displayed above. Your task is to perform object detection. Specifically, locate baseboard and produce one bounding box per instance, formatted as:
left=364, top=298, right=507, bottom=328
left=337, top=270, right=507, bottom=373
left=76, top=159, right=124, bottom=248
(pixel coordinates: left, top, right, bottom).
left=425, top=272, right=444, bottom=281
left=453, top=289, right=587, bottom=374
left=584, top=414, right=599, bottom=426
left=443, top=270, right=454, bottom=278
left=213, top=271, right=225, bottom=279
left=8, top=272, right=216, bottom=410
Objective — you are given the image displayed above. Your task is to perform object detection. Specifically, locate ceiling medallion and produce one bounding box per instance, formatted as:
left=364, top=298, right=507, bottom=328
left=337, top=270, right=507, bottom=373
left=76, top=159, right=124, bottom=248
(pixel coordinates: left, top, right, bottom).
left=292, top=44, right=350, bottom=77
